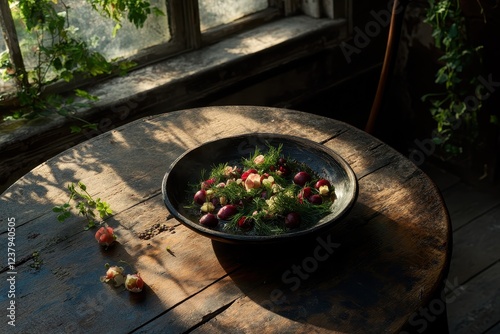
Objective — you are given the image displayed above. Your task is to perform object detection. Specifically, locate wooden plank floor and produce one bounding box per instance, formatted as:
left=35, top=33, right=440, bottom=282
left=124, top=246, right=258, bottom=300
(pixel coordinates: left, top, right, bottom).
left=420, top=162, right=500, bottom=334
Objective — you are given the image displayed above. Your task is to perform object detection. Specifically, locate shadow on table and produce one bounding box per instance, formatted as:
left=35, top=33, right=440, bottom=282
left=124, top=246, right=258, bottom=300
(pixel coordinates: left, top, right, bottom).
left=211, top=202, right=441, bottom=333
left=9, top=220, right=165, bottom=333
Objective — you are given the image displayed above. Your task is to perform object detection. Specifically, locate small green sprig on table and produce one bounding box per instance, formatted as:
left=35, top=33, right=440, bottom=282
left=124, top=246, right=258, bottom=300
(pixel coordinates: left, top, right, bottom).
left=53, top=181, right=113, bottom=229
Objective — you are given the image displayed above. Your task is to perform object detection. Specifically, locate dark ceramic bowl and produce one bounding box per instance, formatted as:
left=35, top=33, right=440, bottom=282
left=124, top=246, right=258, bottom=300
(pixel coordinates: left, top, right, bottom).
left=162, top=133, right=358, bottom=244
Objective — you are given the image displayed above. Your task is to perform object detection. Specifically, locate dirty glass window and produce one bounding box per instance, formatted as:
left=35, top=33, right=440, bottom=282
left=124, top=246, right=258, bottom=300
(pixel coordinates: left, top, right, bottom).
left=7, top=0, right=170, bottom=66
left=199, top=0, right=269, bottom=31
left=64, top=0, right=170, bottom=60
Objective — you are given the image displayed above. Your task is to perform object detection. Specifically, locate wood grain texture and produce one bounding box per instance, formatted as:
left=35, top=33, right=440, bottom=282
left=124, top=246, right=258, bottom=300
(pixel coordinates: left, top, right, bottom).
left=448, top=204, right=500, bottom=285
left=442, top=183, right=500, bottom=231
left=0, top=106, right=451, bottom=333
left=447, top=262, right=500, bottom=334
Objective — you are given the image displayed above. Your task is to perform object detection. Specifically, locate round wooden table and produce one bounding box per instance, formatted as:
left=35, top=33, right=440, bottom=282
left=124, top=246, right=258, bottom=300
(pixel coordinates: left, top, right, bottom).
left=0, top=106, right=451, bottom=333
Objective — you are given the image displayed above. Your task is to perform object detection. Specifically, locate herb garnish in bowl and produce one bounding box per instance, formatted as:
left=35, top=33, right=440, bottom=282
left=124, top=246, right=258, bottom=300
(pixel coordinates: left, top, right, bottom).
left=186, top=144, right=337, bottom=236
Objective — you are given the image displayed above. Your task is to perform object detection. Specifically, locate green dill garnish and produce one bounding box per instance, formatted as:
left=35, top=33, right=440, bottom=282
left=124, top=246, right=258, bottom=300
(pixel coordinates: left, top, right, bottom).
left=208, top=163, right=229, bottom=181
left=185, top=142, right=336, bottom=236
left=243, top=143, right=283, bottom=172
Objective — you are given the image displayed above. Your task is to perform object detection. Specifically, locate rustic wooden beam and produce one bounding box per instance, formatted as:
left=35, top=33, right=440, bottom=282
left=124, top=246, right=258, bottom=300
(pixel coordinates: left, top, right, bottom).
left=180, top=0, right=202, bottom=49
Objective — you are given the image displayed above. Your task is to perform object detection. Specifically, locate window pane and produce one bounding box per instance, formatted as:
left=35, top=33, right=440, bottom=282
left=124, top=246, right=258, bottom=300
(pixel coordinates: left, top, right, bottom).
left=0, top=29, right=16, bottom=94
left=199, top=0, right=268, bottom=31
left=66, top=0, right=170, bottom=60
left=11, top=0, right=170, bottom=69
left=0, top=35, right=6, bottom=54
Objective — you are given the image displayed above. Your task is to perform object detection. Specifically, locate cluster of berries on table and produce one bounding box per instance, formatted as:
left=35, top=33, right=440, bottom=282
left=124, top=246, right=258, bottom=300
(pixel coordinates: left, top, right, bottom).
left=190, top=145, right=336, bottom=235
left=100, top=263, right=145, bottom=293
left=95, top=225, right=116, bottom=247
left=95, top=226, right=145, bottom=293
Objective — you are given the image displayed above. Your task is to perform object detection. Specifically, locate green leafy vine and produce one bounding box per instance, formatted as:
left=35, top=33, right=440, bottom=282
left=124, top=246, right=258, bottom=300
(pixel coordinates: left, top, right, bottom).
left=53, top=181, right=113, bottom=229
left=0, top=0, right=162, bottom=129
left=423, top=0, right=485, bottom=156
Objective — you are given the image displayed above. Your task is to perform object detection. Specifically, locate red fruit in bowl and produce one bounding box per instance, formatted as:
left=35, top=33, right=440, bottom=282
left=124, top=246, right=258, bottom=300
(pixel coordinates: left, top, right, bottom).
left=315, top=179, right=331, bottom=196
left=298, top=187, right=313, bottom=203
left=217, top=204, right=238, bottom=221
left=201, top=178, right=215, bottom=190
left=293, top=171, right=311, bottom=186
left=315, top=179, right=331, bottom=189
left=278, top=165, right=290, bottom=176
left=308, top=194, right=323, bottom=205
left=285, top=212, right=301, bottom=229
left=95, top=225, right=116, bottom=247
left=199, top=213, right=218, bottom=227
left=241, top=169, right=258, bottom=181
left=194, top=189, right=207, bottom=205
left=237, top=216, right=254, bottom=231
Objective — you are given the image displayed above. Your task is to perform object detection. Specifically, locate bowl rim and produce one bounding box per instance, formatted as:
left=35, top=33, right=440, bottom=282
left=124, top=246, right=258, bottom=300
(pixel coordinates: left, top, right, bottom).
left=161, top=133, right=358, bottom=244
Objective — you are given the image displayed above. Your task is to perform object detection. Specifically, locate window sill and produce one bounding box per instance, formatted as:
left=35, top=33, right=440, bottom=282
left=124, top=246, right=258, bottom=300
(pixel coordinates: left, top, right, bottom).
left=0, top=14, right=348, bottom=191
left=84, top=14, right=348, bottom=121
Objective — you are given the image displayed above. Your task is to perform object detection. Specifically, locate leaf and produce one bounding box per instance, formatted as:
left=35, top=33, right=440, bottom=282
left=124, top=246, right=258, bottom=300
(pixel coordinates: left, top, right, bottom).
left=112, top=23, right=122, bottom=37
left=84, top=220, right=96, bottom=230
left=78, top=182, right=87, bottom=191
left=52, top=206, right=63, bottom=213
left=448, top=23, right=458, bottom=39
left=57, top=211, right=71, bottom=222
left=64, top=59, right=75, bottom=70
left=83, top=123, right=98, bottom=130
left=97, top=201, right=113, bottom=218
left=75, top=89, right=99, bottom=101
left=53, top=57, right=63, bottom=70
left=60, top=70, right=73, bottom=82
left=152, top=7, right=165, bottom=16
left=435, top=71, right=448, bottom=84
left=76, top=201, right=86, bottom=211
left=70, top=126, right=82, bottom=133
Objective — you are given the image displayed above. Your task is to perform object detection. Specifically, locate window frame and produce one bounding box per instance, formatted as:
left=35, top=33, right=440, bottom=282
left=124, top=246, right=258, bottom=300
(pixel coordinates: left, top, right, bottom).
left=0, top=0, right=351, bottom=100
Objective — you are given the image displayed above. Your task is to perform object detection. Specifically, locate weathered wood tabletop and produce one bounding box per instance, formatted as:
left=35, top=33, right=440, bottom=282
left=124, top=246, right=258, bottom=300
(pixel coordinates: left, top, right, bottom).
left=1, top=106, right=451, bottom=333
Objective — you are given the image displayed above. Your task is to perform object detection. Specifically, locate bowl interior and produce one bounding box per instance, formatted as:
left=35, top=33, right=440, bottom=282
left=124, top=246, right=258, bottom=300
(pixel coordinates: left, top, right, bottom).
left=162, top=133, right=357, bottom=244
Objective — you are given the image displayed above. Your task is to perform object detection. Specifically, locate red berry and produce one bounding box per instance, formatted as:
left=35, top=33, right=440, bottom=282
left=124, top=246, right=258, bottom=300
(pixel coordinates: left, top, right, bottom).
left=315, top=179, right=331, bottom=189
left=125, top=273, right=144, bottom=293
left=237, top=216, right=254, bottom=231
left=201, top=178, right=215, bottom=190
left=298, top=187, right=313, bottom=203
left=100, top=265, right=125, bottom=287
left=241, top=169, right=258, bottom=181
left=199, top=213, right=218, bottom=227
left=308, top=194, right=323, bottom=205
left=285, top=212, right=301, bottom=229
left=278, top=165, right=290, bottom=176
left=95, top=225, right=116, bottom=247
left=217, top=204, right=238, bottom=221
left=293, top=171, right=311, bottom=186
left=194, top=189, right=207, bottom=205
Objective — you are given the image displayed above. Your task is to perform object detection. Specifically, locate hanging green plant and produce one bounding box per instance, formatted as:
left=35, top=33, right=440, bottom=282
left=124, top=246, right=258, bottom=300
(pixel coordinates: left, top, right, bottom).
left=422, top=0, right=486, bottom=156
left=0, top=0, right=162, bottom=130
